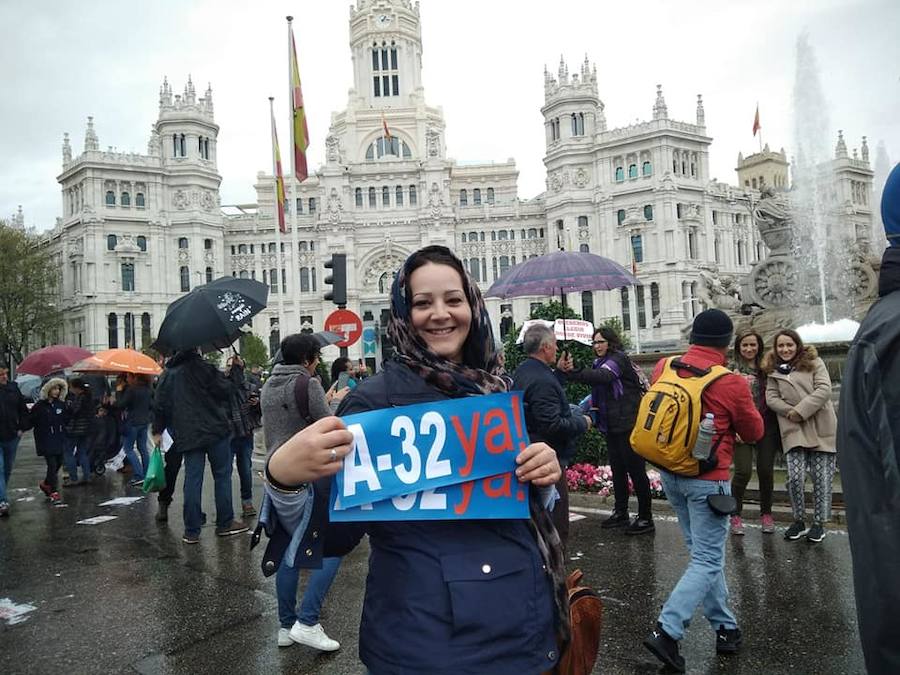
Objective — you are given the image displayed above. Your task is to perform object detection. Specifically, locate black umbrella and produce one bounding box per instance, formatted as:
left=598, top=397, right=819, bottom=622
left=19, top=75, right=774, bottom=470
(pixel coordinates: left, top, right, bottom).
left=152, top=277, right=268, bottom=356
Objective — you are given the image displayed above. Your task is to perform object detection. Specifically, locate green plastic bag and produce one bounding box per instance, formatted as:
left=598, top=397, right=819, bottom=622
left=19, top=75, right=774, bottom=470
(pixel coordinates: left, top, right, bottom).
left=142, top=446, right=166, bottom=493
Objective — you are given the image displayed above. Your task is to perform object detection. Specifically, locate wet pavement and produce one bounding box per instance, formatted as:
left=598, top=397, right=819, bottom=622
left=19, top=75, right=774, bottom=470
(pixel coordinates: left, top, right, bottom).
left=1, top=435, right=865, bottom=674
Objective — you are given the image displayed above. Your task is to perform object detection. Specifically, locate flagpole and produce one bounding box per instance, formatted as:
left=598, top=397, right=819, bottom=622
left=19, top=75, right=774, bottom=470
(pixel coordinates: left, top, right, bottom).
left=269, top=96, right=286, bottom=340
left=287, top=16, right=301, bottom=335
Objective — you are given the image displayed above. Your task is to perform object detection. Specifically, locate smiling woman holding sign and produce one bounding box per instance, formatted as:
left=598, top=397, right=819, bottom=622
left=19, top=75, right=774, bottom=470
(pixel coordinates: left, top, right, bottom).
left=264, top=246, right=566, bottom=674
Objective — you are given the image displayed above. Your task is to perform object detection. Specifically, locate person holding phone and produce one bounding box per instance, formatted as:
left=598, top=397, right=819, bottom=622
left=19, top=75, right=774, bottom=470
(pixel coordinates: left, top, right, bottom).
left=325, top=358, right=354, bottom=412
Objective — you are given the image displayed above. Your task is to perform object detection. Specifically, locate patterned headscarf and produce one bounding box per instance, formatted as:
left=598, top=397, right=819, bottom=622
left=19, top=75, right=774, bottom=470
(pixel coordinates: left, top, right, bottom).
left=388, top=245, right=571, bottom=646
left=387, top=246, right=508, bottom=397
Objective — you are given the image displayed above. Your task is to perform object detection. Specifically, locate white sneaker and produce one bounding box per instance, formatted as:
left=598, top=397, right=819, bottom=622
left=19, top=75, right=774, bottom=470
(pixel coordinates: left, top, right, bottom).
left=277, top=628, right=293, bottom=647
left=289, top=621, right=340, bottom=651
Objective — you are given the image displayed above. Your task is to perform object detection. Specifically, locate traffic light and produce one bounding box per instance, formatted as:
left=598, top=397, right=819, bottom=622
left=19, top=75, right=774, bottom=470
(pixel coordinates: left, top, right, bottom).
left=323, top=253, right=347, bottom=307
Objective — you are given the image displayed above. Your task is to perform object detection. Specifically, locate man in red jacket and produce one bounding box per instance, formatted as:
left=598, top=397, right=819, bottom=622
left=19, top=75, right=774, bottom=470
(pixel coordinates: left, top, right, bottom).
left=643, top=309, right=764, bottom=673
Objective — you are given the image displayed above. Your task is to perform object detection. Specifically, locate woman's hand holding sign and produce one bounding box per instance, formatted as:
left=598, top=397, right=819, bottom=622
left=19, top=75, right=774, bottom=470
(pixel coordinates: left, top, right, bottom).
left=515, top=442, right=560, bottom=487
left=269, top=416, right=355, bottom=486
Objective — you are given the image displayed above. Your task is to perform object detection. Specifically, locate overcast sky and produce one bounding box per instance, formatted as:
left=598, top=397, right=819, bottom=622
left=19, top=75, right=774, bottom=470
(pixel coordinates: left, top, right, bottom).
left=2, top=0, right=897, bottom=230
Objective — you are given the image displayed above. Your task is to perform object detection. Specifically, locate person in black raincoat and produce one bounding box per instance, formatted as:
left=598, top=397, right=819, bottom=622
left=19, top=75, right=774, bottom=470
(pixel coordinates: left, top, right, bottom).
left=837, top=163, right=900, bottom=674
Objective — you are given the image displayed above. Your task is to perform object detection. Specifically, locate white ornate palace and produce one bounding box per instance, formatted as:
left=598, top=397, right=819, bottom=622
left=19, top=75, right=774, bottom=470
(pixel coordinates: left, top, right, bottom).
left=41, top=0, right=876, bottom=365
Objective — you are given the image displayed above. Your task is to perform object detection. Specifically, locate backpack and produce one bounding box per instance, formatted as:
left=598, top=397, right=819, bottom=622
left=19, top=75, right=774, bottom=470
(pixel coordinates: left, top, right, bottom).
left=292, top=371, right=314, bottom=424
left=629, top=356, right=729, bottom=476
left=544, top=569, right=603, bottom=675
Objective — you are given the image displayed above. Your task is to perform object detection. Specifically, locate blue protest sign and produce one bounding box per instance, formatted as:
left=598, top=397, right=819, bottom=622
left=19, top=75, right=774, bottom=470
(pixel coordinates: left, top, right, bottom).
left=330, top=473, right=530, bottom=522
left=333, top=392, right=529, bottom=510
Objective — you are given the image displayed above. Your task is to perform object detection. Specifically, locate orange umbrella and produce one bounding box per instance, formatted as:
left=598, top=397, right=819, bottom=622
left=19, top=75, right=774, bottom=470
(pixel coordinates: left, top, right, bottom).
left=72, top=349, right=162, bottom=376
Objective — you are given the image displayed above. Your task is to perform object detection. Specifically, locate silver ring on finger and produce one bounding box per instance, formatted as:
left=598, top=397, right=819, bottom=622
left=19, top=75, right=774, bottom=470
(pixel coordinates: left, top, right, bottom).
left=329, top=448, right=338, bottom=463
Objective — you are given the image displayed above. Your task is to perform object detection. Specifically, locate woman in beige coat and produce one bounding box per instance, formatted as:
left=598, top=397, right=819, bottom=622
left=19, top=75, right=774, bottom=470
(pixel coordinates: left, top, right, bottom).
left=764, top=329, right=837, bottom=544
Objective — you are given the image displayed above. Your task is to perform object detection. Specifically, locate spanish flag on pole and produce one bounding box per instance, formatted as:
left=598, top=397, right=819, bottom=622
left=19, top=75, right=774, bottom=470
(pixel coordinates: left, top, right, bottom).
left=752, top=104, right=761, bottom=137
left=382, top=110, right=392, bottom=141
left=269, top=98, right=286, bottom=233
left=288, top=17, right=310, bottom=182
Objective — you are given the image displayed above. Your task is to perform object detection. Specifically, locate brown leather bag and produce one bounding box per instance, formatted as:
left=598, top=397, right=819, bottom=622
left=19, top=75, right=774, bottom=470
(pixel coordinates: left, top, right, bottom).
left=544, top=569, right=604, bottom=675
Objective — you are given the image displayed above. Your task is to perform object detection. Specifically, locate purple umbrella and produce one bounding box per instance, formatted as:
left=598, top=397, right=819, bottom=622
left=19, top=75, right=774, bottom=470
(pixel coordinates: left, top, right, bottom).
left=485, top=251, right=638, bottom=341
left=485, top=251, right=637, bottom=298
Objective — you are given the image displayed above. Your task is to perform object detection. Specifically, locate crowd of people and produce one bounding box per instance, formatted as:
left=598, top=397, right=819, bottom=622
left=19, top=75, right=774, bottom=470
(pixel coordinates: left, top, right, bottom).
left=1, top=166, right=898, bottom=672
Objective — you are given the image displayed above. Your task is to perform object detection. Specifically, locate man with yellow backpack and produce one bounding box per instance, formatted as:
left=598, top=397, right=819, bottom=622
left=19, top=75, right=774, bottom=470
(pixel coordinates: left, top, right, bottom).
left=631, top=309, right=764, bottom=672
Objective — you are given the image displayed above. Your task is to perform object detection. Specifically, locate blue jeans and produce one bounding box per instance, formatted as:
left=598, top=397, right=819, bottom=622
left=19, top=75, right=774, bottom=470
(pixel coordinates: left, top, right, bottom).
left=182, top=437, right=233, bottom=537
left=64, top=435, right=93, bottom=482
left=276, top=555, right=342, bottom=629
left=230, top=435, right=254, bottom=502
left=658, top=472, right=737, bottom=640
left=0, top=436, right=20, bottom=503
left=121, top=423, right=149, bottom=480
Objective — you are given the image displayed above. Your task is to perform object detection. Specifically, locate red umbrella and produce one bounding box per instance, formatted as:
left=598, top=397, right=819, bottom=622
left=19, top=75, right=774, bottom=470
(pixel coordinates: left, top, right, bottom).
left=18, top=345, right=93, bottom=376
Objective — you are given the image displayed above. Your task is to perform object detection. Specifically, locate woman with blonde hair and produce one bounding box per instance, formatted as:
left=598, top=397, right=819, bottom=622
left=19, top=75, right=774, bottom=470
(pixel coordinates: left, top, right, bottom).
left=764, top=329, right=837, bottom=543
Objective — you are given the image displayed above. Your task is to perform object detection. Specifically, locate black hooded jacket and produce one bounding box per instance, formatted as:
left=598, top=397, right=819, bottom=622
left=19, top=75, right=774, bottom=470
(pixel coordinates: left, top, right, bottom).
left=837, top=244, right=900, bottom=674
left=151, top=351, right=234, bottom=453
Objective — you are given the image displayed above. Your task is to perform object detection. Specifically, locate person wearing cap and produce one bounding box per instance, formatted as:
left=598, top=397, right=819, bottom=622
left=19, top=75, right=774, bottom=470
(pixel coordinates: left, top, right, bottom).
left=837, top=162, right=900, bottom=673
left=642, top=309, right=764, bottom=673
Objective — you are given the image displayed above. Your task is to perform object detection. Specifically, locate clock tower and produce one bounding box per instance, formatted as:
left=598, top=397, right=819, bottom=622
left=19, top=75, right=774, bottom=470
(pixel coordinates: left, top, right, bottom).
left=349, top=0, right=425, bottom=107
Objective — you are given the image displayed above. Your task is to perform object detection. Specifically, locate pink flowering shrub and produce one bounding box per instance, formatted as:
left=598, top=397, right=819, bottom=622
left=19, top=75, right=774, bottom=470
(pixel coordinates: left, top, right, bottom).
left=566, top=462, right=666, bottom=500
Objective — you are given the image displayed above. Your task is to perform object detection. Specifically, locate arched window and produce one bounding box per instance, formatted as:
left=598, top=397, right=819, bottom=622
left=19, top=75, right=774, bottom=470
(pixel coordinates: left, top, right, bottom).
left=617, top=209, right=626, bottom=226
left=468, top=258, right=481, bottom=282
left=751, top=178, right=758, bottom=189
left=642, top=161, right=652, bottom=177
left=527, top=228, right=537, bottom=239
left=268, top=242, right=276, bottom=253
left=461, top=233, right=467, bottom=243
left=650, top=282, right=660, bottom=320
left=615, top=167, right=624, bottom=182
left=355, top=187, right=363, bottom=207
left=180, top=266, right=190, bottom=292
left=135, top=192, right=145, bottom=208
left=120, top=192, right=131, bottom=207
left=579, top=244, right=590, bottom=253
left=107, top=234, right=117, bottom=250
left=409, top=185, right=417, bottom=205
left=269, top=268, right=279, bottom=293
left=620, top=287, right=631, bottom=331
left=396, top=186, right=404, bottom=206
left=368, top=187, right=376, bottom=208
left=578, top=216, right=588, bottom=228
left=581, top=291, right=594, bottom=324
left=473, top=189, right=481, bottom=206
left=469, top=231, right=478, bottom=242
left=460, top=189, right=468, bottom=206
left=204, top=238, right=212, bottom=250
left=300, top=267, right=310, bottom=292
left=308, top=197, right=316, bottom=213
left=487, top=188, right=495, bottom=204
left=105, top=191, right=115, bottom=206
left=644, top=205, right=653, bottom=221
left=108, top=313, right=118, bottom=348
left=382, top=186, right=390, bottom=207
left=137, top=236, right=147, bottom=252
left=499, top=256, right=511, bottom=275
left=141, top=313, right=151, bottom=349
left=239, top=270, right=249, bottom=279
left=628, top=164, right=638, bottom=179
left=491, top=231, right=497, bottom=241
left=180, top=134, right=186, bottom=158
left=206, top=266, right=213, bottom=283
left=178, top=237, right=189, bottom=249
left=498, top=230, right=509, bottom=241
left=238, top=244, right=247, bottom=254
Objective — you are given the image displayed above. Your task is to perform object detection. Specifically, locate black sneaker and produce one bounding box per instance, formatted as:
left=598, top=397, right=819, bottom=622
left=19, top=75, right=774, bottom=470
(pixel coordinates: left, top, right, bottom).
left=601, top=510, right=630, bottom=529
left=156, top=503, right=169, bottom=523
left=784, top=520, right=808, bottom=540
left=716, top=625, right=742, bottom=654
left=625, top=517, right=655, bottom=536
left=643, top=623, right=685, bottom=672
left=806, top=523, right=826, bottom=543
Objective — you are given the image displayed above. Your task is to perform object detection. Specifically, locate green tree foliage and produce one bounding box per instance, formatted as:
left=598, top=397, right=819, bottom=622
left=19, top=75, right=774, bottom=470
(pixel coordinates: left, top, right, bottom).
left=501, top=300, right=608, bottom=465
left=204, top=350, right=223, bottom=368
left=0, top=222, right=61, bottom=362
left=238, top=332, right=269, bottom=370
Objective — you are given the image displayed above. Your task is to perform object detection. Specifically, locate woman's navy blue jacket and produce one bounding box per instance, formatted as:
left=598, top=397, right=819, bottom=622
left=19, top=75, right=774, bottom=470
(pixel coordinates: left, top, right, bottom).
left=260, top=360, right=559, bottom=675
